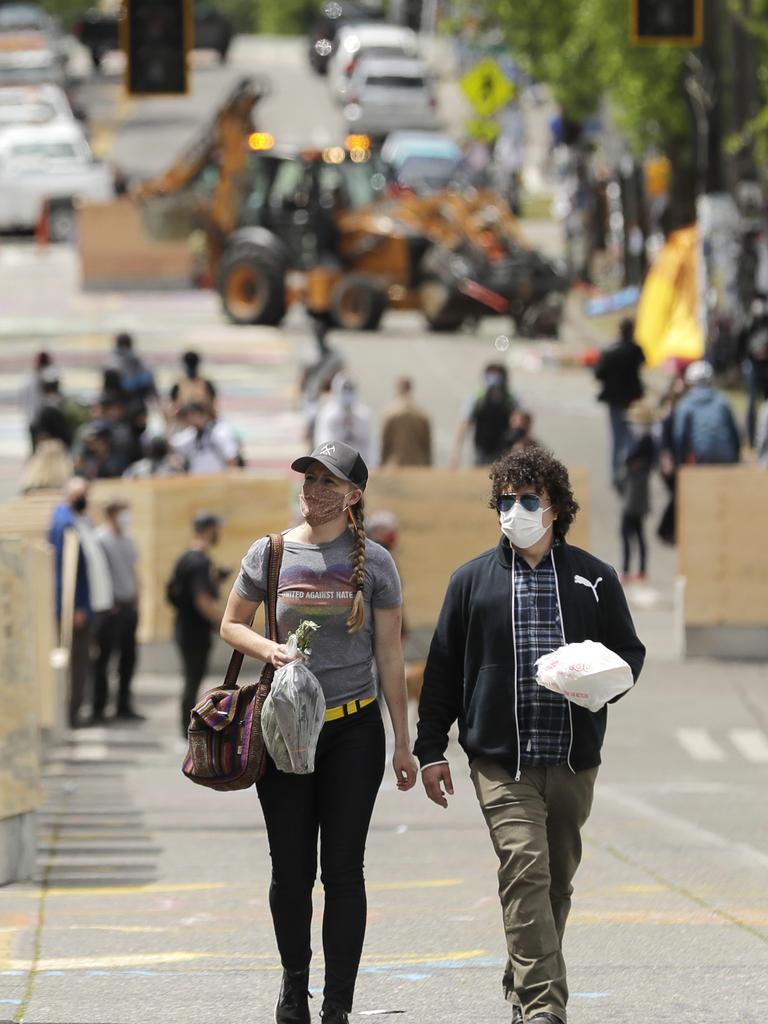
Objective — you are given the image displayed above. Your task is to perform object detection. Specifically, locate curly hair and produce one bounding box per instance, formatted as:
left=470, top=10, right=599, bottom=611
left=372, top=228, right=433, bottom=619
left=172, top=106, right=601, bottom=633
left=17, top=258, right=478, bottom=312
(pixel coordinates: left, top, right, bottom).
left=488, top=446, right=579, bottom=538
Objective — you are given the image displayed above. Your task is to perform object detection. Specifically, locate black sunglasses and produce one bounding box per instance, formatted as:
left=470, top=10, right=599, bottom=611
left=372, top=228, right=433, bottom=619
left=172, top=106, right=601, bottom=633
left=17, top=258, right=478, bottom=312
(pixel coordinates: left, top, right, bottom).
left=496, top=493, right=547, bottom=513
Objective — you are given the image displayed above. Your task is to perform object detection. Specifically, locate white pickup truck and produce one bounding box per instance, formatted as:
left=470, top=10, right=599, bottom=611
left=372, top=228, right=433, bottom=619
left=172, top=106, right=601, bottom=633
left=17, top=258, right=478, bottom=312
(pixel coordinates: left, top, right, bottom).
left=0, top=121, right=113, bottom=239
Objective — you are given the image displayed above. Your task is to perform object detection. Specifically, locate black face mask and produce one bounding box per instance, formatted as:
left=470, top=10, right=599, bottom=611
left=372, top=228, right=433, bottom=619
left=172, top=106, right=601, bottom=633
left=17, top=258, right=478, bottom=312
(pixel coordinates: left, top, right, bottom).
left=72, top=496, right=87, bottom=513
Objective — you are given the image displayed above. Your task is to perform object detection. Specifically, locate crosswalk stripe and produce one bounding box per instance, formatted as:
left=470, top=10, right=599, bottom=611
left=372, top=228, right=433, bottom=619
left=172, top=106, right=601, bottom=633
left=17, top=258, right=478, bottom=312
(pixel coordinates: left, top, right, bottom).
left=675, top=727, right=726, bottom=762
left=729, top=728, right=768, bottom=764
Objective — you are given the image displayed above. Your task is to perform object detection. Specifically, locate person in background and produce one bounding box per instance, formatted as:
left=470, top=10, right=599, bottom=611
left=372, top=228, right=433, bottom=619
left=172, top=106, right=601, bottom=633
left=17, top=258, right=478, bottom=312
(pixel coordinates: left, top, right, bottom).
left=313, top=374, right=375, bottom=466
left=367, top=509, right=408, bottom=642
left=32, top=371, right=72, bottom=451
left=106, top=332, right=157, bottom=409
left=20, top=420, right=74, bottom=494
left=738, top=294, right=768, bottom=446
left=94, top=499, right=144, bottom=722
left=299, top=319, right=345, bottom=446
left=672, top=361, right=741, bottom=466
left=655, top=375, right=687, bottom=545
left=617, top=400, right=656, bottom=583
left=171, top=402, right=243, bottom=474
left=506, top=408, right=538, bottom=452
left=168, top=350, right=217, bottom=422
left=21, top=350, right=53, bottom=452
left=756, top=397, right=768, bottom=468
left=167, top=513, right=226, bottom=737
left=451, top=363, right=517, bottom=467
left=593, top=318, right=645, bottom=487
left=48, top=478, right=114, bottom=728
left=380, top=377, right=432, bottom=467
left=415, top=446, right=645, bottom=1024
left=122, top=435, right=185, bottom=478
left=74, top=421, right=123, bottom=480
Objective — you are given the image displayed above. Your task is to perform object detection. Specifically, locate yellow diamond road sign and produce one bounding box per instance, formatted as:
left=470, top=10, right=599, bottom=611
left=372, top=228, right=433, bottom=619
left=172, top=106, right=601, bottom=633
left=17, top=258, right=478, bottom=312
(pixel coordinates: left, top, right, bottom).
left=460, top=59, right=515, bottom=117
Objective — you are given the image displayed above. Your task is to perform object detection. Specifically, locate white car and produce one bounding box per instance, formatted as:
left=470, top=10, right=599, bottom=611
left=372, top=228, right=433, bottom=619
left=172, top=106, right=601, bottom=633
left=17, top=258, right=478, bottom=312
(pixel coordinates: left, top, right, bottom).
left=0, top=3, right=66, bottom=85
left=0, top=123, right=113, bottom=239
left=343, top=56, right=440, bottom=139
left=328, top=23, right=418, bottom=103
left=0, top=83, right=76, bottom=129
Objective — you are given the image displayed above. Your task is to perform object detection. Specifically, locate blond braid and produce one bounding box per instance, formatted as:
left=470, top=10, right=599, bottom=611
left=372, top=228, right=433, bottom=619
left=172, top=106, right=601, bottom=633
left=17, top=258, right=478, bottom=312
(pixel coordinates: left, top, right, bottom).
left=346, top=498, right=366, bottom=634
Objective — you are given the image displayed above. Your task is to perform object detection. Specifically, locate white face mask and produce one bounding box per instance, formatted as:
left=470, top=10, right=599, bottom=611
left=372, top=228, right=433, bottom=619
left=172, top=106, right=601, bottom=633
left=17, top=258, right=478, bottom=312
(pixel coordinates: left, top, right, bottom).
left=500, top=503, right=552, bottom=550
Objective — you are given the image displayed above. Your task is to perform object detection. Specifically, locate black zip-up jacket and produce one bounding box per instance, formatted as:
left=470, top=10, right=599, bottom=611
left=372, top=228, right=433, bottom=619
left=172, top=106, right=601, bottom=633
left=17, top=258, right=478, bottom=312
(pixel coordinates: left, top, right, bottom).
left=414, top=537, right=646, bottom=773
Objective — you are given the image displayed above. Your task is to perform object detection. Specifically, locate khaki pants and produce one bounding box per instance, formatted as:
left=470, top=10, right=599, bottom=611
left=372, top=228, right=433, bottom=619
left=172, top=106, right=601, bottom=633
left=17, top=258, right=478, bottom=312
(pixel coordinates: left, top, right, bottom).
left=470, top=757, right=598, bottom=1023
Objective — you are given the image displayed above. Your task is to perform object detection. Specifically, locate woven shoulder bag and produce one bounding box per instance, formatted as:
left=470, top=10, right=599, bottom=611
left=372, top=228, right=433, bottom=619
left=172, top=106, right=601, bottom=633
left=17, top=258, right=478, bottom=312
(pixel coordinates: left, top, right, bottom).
left=182, top=532, right=284, bottom=791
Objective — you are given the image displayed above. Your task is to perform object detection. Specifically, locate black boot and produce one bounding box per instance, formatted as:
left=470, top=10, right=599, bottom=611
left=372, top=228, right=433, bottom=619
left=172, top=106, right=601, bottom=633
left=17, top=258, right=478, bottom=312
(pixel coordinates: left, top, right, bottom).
left=274, top=968, right=311, bottom=1024
left=320, top=1002, right=349, bottom=1024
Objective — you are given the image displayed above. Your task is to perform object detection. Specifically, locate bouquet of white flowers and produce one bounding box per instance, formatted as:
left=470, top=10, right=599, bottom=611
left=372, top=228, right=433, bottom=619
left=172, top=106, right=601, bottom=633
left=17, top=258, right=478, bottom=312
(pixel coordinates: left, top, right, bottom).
left=261, top=620, right=326, bottom=774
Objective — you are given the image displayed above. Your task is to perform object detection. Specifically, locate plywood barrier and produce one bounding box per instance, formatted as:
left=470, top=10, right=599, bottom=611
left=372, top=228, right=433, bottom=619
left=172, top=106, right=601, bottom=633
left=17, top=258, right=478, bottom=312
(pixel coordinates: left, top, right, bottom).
left=678, top=465, right=768, bottom=627
left=0, top=468, right=590, bottom=648
left=0, top=539, right=42, bottom=820
left=78, top=198, right=194, bottom=291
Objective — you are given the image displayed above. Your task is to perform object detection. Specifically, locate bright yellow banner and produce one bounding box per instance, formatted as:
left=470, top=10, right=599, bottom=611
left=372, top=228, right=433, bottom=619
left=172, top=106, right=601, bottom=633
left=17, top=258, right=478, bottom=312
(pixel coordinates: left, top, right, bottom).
left=635, top=226, right=704, bottom=368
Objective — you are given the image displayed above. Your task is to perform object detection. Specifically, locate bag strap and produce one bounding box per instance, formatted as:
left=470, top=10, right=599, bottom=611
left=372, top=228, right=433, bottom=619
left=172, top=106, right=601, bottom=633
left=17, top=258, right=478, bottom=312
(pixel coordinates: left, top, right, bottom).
left=221, top=532, right=284, bottom=690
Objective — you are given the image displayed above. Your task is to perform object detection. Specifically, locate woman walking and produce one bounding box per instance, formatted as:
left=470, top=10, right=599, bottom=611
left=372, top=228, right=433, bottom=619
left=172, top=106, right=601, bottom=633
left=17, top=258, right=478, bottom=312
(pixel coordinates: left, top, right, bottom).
left=220, top=440, right=418, bottom=1024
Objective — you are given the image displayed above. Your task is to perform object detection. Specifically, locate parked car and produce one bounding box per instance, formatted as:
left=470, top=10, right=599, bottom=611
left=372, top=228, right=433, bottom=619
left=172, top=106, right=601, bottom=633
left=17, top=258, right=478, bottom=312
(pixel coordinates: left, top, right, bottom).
left=0, top=3, right=66, bottom=84
left=307, top=0, right=385, bottom=75
left=380, top=130, right=461, bottom=193
left=73, top=0, right=234, bottom=69
left=0, top=122, right=113, bottom=239
left=328, top=23, right=418, bottom=102
left=343, top=56, right=439, bottom=139
left=0, top=82, right=77, bottom=129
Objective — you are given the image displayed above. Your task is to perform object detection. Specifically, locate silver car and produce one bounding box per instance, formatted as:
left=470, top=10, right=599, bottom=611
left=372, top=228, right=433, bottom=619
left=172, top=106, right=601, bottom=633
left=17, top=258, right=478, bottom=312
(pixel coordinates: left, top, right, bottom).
left=343, top=55, right=440, bottom=138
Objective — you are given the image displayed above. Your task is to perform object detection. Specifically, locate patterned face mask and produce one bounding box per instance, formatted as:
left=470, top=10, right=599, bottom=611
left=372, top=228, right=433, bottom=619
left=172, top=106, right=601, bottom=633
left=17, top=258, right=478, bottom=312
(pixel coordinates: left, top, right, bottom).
left=300, top=484, right=353, bottom=526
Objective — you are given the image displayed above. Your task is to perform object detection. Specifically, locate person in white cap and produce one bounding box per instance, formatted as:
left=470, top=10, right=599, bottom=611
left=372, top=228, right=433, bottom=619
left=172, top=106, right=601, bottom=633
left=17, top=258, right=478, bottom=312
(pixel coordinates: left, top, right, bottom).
left=672, top=361, right=741, bottom=465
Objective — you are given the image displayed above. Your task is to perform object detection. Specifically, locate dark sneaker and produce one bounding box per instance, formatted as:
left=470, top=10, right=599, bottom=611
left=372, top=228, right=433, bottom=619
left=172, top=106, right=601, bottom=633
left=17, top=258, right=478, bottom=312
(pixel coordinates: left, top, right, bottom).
left=528, top=1015, right=564, bottom=1024
left=274, top=968, right=311, bottom=1024
left=320, top=1003, right=349, bottom=1024
left=114, top=708, right=146, bottom=722
left=512, top=1006, right=523, bottom=1024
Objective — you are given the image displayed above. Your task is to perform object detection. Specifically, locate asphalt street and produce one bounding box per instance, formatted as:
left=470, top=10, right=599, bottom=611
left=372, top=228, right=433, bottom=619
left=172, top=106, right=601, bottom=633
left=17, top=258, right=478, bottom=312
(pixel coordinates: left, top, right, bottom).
left=0, top=35, right=766, bottom=1024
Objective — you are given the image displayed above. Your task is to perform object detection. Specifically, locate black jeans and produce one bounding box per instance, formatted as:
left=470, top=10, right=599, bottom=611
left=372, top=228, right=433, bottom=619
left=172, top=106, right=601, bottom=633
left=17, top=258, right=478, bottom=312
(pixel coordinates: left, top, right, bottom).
left=621, top=512, right=647, bottom=575
left=176, top=628, right=212, bottom=737
left=93, top=603, right=139, bottom=717
left=257, top=700, right=386, bottom=1012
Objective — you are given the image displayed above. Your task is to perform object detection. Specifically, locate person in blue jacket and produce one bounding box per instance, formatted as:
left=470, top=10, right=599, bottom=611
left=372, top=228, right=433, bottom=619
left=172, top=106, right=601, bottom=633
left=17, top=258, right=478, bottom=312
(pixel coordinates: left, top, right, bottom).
left=49, top=477, right=114, bottom=727
left=415, top=445, right=645, bottom=1024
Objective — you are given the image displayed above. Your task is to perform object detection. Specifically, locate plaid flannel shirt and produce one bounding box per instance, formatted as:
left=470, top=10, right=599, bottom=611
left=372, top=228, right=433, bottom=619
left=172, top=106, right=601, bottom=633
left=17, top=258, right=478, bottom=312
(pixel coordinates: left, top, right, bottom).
left=513, top=551, right=571, bottom=766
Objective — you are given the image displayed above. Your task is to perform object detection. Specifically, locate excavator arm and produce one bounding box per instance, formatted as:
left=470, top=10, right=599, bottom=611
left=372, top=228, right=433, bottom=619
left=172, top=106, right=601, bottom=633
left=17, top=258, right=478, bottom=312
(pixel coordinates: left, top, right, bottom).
left=133, top=75, right=270, bottom=274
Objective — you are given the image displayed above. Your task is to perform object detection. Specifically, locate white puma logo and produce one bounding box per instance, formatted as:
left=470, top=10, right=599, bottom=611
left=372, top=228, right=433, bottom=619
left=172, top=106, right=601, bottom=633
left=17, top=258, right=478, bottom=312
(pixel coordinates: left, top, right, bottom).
left=318, top=443, right=336, bottom=456
left=574, top=574, right=603, bottom=603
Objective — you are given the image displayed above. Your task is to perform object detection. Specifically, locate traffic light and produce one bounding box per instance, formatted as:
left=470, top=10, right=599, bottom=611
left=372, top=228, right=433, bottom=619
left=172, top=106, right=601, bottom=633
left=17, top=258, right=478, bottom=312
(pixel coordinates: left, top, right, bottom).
left=123, top=0, right=192, bottom=96
left=630, top=0, right=703, bottom=46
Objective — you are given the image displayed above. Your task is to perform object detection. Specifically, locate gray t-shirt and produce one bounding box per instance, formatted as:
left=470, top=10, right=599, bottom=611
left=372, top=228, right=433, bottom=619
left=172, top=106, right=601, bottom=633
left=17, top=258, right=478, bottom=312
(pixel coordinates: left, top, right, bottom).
left=235, top=529, right=402, bottom=706
left=96, top=526, right=138, bottom=603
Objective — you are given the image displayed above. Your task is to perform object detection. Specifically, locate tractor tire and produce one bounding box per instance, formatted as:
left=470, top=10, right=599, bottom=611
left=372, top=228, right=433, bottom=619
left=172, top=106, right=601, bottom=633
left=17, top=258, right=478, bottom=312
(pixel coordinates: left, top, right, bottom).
left=218, top=245, right=286, bottom=326
left=330, top=274, right=386, bottom=331
left=419, top=280, right=466, bottom=332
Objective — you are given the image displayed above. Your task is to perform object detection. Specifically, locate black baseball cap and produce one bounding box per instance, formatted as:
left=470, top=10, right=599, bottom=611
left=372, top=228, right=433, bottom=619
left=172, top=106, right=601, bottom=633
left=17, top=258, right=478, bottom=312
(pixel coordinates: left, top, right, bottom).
left=291, top=440, right=368, bottom=491
left=193, top=511, right=221, bottom=532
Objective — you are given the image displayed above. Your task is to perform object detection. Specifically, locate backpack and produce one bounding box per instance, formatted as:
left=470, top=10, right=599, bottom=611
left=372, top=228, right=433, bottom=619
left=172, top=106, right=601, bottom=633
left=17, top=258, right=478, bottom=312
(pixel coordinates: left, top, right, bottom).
left=681, top=396, right=739, bottom=464
left=174, top=375, right=211, bottom=408
left=166, top=552, right=197, bottom=609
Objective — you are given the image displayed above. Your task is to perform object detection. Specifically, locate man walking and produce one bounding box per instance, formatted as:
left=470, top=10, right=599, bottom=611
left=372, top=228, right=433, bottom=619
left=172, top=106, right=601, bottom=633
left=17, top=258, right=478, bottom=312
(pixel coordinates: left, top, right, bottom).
left=167, top=513, right=225, bottom=737
left=415, top=446, right=645, bottom=1024
left=593, top=318, right=645, bottom=485
left=380, top=377, right=432, bottom=467
left=48, top=477, right=114, bottom=727
left=94, top=499, right=144, bottom=722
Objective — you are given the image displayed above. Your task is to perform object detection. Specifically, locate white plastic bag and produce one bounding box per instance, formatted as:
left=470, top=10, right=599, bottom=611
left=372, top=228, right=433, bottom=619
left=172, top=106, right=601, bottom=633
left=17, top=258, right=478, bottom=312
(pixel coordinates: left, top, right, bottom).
left=535, top=640, right=633, bottom=713
left=261, top=690, right=294, bottom=774
left=267, top=635, right=326, bottom=773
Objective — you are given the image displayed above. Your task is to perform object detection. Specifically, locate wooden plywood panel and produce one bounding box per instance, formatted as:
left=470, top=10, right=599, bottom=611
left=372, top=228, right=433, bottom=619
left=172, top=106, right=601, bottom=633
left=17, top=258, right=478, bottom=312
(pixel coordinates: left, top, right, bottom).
left=0, top=539, right=41, bottom=819
left=679, top=466, right=768, bottom=625
left=78, top=198, right=193, bottom=289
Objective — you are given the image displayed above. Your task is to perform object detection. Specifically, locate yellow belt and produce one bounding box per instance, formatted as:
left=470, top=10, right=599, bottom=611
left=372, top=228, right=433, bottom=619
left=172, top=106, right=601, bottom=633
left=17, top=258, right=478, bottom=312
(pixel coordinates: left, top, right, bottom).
left=324, top=697, right=375, bottom=722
